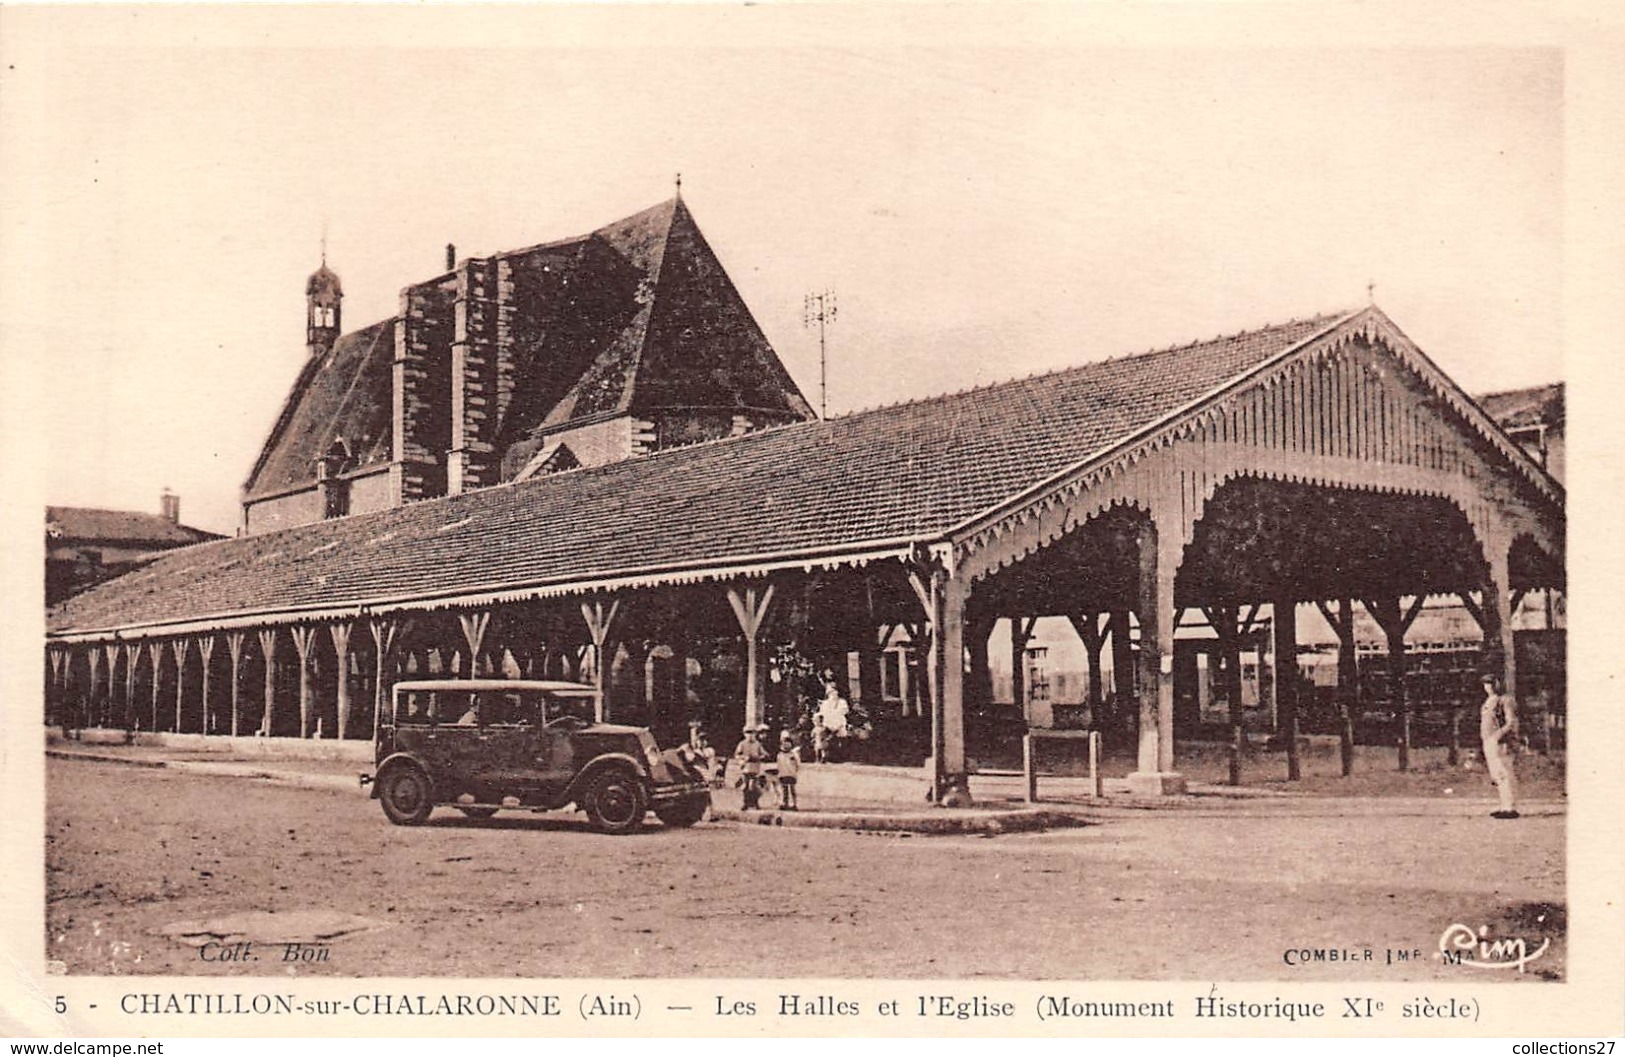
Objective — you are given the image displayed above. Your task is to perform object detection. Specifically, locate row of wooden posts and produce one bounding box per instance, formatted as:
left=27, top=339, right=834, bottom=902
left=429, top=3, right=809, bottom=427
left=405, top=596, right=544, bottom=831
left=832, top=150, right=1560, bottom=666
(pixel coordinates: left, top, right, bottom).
left=44, top=583, right=821, bottom=746
left=46, top=580, right=1528, bottom=784
left=1006, top=588, right=1529, bottom=784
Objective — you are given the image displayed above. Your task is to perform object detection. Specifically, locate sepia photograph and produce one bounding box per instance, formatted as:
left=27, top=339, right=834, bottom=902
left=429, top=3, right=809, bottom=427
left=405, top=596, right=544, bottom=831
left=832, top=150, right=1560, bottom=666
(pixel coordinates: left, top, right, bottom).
left=4, top=1, right=1622, bottom=1041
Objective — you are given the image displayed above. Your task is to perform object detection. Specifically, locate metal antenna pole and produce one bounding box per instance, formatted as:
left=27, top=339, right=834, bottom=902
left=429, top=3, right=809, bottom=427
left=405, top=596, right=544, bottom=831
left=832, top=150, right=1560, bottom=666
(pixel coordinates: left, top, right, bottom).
left=803, top=288, right=837, bottom=419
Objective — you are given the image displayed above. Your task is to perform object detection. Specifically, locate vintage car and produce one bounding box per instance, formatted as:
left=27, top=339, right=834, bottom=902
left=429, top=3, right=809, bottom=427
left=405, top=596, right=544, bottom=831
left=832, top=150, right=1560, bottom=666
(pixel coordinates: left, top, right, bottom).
left=361, top=679, right=711, bottom=834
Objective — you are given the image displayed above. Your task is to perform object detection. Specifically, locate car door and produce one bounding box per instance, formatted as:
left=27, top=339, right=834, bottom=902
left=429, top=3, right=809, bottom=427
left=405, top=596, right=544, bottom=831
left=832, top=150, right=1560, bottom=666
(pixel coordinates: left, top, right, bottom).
left=396, top=688, right=461, bottom=791
left=474, top=691, right=544, bottom=798
left=532, top=691, right=594, bottom=803
left=432, top=690, right=488, bottom=796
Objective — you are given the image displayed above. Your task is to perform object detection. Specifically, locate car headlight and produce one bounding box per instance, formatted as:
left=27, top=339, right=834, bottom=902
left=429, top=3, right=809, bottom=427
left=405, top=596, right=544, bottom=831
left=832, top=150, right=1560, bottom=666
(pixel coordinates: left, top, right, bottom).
left=645, top=744, right=665, bottom=771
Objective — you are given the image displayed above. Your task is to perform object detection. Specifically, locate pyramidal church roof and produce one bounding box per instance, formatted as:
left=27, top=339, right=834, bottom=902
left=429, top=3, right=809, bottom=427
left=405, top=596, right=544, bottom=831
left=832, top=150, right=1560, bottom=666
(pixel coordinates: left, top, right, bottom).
left=244, top=197, right=814, bottom=501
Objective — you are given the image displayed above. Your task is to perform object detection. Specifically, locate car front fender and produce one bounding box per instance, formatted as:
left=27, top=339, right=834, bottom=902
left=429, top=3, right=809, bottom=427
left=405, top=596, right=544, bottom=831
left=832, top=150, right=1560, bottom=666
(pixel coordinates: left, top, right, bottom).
left=561, top=753, right=648, bottom=805
left=370, top=752, right=435, bottom=802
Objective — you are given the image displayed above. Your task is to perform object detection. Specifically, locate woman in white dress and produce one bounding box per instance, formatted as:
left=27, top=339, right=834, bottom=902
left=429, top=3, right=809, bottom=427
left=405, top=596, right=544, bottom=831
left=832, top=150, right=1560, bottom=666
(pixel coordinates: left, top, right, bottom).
left=816, top=682, right=849, bottom=760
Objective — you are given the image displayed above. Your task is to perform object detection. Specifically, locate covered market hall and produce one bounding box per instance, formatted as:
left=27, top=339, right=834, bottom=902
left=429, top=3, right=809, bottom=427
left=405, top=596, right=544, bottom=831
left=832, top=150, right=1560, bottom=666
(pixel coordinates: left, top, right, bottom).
left=45, top=306, right=1565, bottom=802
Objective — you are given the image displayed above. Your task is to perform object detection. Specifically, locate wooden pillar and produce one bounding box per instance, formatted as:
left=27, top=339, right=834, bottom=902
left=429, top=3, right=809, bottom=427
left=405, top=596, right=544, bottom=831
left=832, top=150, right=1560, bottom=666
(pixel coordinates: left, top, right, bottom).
left=1085, top=616, right=1104, bottom=714
left=45, top=650, right=60, bottom=727
left=939, top=570, right=970, bottom=805
left=1134, top=527, right=1160, bottom=775
left=146, top=641, right=164, bottom=732
left=225, top=632, right=246, bottom=737
left=1204, top=604, right=1245, bottom=786
left=1316, top=598, right=1360, bottom=775
left=1365, top=595, right=1425, bottom=772
left=101, top=644, right=120, bottom=728
left=1455, top=588, right=1494, bottom=767
left=170, top=638, right=191, bottom=733
left=1209, top=605, right=1254, bottom=786
left=72, top=648, right=87, bottom=727
left=368, top=617, right=407, bottom=735
left=88, top=648, right=106, bottom=729
left=1068, top=612, right=1106, bottom=716
left=1483, top=544, right=1518, bottom=706
left=905, top=622, right=930, bottom=719
left=63, top=650, right=78, bottom=728
left=581, top=598, right=623, bottom=724
left=46, top=649, right=64, bottom=727
left=78, top=648, right=92, bottom=727
left=59, top=651, right=74, bottom=729
left=1110, top=609, right=1135, bottom=736
left=329, top=623, right=353, bottom=740
left=856, top=578, right=884, bottom=712
left=195, top=637, right=215, bottom=734
left=907, top=557, right=969, bottom=805
left=906, top=569, right=941, bottom=791
left=966, top=614, right=995, bottom=718
left=1388, top=615, right=1410, bottom=773
left=1273, top=597, right=1300, bottom=781
left=723, top=586, right=772, bottom=729
left=62, top=650, right=76, bottom=726
left=123, top=643, right=140, bottom=733
left=857, top=637, right=884, bottom=715
left=456, top=611, right=491, bottom=681
left=289, top=625, right=319, bottom=738
left=256, top=628, right=279, bottom=736
left=1009, top=616, right=1037, bottom=713
left=1128, top=516, right=1184, bottom=794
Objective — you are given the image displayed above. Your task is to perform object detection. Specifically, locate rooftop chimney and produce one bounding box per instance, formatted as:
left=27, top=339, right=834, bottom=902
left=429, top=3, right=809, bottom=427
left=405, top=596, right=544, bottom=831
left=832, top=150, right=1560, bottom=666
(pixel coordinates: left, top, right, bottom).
left=160, top=489, right=180, bottom=524
left=446, top=243, right=456, bottom=272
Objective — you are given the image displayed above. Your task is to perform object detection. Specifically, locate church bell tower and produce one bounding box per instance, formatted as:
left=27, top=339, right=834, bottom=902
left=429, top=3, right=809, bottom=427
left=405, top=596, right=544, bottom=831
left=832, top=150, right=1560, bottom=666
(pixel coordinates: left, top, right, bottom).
left=306, top=257, right=343, bottom=357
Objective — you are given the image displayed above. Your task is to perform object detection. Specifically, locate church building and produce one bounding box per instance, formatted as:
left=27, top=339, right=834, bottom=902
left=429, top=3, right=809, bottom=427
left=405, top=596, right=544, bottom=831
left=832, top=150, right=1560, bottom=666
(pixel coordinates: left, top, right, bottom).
left=242, top=196, right=816, bottom=534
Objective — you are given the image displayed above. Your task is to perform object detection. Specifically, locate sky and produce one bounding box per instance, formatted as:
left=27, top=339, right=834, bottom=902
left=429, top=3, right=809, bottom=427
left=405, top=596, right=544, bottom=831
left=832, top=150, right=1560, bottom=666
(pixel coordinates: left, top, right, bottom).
left=1, top=7, right=1574, bottom=537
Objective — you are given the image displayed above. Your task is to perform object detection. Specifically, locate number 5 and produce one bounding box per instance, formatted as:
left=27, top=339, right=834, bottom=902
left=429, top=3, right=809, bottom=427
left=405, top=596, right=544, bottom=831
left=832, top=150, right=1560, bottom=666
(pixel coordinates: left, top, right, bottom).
left=55, top=996, right=67, bottom=1014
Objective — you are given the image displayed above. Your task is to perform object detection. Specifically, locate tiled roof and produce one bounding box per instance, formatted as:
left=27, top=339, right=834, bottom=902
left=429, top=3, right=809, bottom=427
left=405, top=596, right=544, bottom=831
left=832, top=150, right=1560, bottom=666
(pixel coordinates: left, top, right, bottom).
left=45, top=507, right=222, bottom=547
left=539, top=198, right=814, bottom=429
left=1477, top=382, right=1563, bottom=432
left=244, top=320, right=397, bottom=498
left=49, top=312, right=1346, bottom=636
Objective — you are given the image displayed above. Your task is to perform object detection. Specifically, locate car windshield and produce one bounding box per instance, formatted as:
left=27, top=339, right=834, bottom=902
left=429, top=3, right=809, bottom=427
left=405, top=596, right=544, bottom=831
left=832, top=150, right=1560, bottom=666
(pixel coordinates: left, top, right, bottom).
left=392, top=687, right=597, bottom=727
left=545, top=691, right=597, bottom=726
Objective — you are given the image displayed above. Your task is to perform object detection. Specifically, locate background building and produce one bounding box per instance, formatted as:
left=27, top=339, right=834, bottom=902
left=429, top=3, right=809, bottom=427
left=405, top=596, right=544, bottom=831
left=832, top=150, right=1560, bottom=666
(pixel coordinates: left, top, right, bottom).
left=45, top=492, right=222, bottom=607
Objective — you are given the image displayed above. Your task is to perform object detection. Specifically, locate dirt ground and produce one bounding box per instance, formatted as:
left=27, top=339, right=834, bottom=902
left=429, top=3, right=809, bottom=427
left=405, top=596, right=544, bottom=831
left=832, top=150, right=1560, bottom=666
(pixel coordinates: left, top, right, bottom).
left=45, top=758, right=1564, bottom=980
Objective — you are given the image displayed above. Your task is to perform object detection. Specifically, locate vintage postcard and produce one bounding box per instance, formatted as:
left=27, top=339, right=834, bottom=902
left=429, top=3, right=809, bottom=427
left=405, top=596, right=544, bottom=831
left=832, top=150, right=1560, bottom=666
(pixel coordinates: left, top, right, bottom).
left=2, top=1, right=1622, bottom=1043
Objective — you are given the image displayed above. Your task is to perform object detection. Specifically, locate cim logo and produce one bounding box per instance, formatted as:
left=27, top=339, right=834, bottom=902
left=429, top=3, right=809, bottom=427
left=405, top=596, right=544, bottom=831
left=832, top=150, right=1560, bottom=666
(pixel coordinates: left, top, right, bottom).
left=1437, top=922, right=1550, bottom=973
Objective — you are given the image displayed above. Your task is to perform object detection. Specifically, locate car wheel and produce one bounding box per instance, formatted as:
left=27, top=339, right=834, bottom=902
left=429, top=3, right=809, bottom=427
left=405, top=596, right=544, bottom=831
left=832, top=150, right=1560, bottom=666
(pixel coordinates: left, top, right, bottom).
left=581, top=767, right=647, bottom=835
left=456, top=806, right=498, bottom=819
left=378, top=764, right=433, bottom=826
left=654, top=794, right=709, bottom=828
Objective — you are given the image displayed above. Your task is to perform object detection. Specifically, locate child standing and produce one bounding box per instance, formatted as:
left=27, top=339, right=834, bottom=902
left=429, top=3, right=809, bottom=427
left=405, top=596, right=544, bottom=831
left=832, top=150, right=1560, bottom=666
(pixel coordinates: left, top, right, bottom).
left=776, top=730, right=801, bottom=810
left=733, top=724, right=771, bottom=810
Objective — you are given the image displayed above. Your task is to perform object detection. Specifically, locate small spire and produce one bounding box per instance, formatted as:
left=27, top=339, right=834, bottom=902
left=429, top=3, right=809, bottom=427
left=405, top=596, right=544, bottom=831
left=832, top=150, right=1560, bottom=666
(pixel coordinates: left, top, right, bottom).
left=674, top=172, right=682, bottom=200
left=321, top=219, right=328, bottom=267
left=1366, top=279, right=1376, bottom=305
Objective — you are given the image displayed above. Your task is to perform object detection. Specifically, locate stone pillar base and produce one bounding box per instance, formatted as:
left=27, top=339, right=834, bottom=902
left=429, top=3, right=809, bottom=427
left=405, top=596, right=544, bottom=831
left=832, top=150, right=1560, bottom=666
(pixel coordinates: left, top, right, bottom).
left=1126, top=770, right=1187, bottom=797
left=935, top=773, right=974, bottom=808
